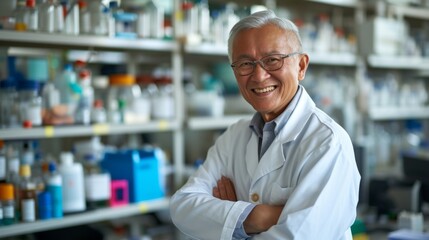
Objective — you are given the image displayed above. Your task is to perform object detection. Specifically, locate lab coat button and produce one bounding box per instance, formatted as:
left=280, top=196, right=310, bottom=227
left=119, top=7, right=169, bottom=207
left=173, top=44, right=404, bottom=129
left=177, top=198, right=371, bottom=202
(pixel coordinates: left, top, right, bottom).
left=251, top=193, right=259, bottom=202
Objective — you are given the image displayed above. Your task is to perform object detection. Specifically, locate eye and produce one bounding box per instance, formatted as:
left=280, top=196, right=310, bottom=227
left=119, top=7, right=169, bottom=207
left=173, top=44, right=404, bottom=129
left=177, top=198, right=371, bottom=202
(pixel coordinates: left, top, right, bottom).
left=237, top=61, right=254, bottom=68
left=263, top=56, right=281, bottom=66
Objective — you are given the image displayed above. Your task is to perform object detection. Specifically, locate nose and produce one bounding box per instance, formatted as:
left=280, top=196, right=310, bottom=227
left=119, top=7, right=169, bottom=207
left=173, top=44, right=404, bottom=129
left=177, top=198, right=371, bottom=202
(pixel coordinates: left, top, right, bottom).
left=252, top=61, right=270, bottom=80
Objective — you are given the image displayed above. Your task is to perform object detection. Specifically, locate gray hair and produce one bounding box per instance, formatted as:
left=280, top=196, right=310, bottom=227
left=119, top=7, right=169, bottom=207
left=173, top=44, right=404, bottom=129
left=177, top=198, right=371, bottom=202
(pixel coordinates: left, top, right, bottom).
left=227, top=10, right=303, bottom=62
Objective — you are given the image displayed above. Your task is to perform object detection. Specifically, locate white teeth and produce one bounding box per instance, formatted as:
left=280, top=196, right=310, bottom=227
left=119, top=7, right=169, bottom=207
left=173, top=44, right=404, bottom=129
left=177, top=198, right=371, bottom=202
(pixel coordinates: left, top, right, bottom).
left=254, top=86, right=275, bottom=93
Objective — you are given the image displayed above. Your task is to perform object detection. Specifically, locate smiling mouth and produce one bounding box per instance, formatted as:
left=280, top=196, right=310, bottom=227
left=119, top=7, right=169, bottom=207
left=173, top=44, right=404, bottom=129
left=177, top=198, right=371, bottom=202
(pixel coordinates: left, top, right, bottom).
left=253, top=86, right=276, bottom=94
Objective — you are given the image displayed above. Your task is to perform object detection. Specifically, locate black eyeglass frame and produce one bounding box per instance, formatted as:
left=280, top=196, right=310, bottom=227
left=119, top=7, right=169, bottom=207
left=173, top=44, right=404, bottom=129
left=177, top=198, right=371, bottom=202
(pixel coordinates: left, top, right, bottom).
left=230, top=52, right=303, bottom=76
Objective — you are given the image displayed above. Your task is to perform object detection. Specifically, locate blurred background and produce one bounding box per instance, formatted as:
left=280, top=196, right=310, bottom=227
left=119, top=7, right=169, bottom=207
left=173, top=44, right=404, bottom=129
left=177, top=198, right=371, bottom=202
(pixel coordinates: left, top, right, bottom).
left=0, top=0, right=428, bottom=239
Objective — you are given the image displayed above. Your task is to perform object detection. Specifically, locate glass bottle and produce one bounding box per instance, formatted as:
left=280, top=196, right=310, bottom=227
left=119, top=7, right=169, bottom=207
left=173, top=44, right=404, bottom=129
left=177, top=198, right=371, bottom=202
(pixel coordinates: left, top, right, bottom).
left=91, top=99, right=107, bottom=123
left=38, top=0, right=54, bottom=32
left=6, top=143, right=20, bottom=209
left=14, top=0, right=27, bottom=31
left=0, top=80, right=19, bottom=128
left=0, top=183, right=16, bottom=225
left=78, top=0, right=90, bottom=34
left=19, top=164, right=37, bottom=222
left=107, top=74, right=141, bottom=124
left=88, top=0, right=109, bottom=36
left=0, top=141, right=5, bottom=182
left=17, top=80, right=42, bottom=127
left=38, top=0, right=63, bottom=33
left=83, top=154, right=110, bottom=210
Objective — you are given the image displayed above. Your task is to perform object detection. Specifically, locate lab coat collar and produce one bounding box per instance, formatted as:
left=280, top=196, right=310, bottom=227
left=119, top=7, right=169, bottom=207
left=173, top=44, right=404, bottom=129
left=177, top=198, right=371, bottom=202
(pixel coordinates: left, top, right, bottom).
left=245, top=87, right=316, bottom=182
left=276, top=86, right=316, bottom=143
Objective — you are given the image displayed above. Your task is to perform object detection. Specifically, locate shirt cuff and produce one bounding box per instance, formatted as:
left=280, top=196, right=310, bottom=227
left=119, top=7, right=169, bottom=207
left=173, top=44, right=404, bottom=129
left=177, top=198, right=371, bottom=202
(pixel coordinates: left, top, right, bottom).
left=232, top=203, right=256, bottom=239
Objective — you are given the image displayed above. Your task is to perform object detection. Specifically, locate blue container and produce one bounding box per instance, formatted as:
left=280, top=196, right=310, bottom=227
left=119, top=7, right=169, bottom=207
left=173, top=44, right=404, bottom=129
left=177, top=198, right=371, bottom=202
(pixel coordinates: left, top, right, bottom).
left=101, top=148, right=165, bottom=203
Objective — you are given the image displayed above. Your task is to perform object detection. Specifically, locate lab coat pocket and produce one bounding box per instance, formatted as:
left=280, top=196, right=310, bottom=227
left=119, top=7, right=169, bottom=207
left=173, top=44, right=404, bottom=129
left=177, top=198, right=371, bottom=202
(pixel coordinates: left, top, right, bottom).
left=269, top=184, right=294, bottom=205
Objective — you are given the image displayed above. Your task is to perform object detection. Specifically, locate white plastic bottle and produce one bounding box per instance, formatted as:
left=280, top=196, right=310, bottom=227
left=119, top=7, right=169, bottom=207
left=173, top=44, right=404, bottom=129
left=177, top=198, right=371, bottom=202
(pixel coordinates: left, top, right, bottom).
left=59, top=152, right=86, bottom=213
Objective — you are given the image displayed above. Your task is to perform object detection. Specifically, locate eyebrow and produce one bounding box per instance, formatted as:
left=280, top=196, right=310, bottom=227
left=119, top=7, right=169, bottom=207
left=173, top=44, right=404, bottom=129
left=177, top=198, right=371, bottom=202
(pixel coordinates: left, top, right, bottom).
left=233, top=51, right=283, bottom=61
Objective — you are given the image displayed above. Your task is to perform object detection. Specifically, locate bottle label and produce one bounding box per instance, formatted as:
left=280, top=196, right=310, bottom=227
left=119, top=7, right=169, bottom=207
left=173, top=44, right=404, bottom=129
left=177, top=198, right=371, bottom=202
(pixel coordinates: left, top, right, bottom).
left=21, top=199, right=36, bottom=222
left=62, top=171, right=85, bottom=212
left=85, top=173, right=110, bottom=201
left=3, top=205, right=14, bottom=218
left=0, top=156, right=5, bottom=179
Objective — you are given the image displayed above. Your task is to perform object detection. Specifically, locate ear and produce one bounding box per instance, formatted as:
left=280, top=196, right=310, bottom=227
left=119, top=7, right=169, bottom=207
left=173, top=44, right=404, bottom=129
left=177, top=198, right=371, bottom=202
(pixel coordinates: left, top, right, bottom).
left=297, top=54, right=309, bottom=81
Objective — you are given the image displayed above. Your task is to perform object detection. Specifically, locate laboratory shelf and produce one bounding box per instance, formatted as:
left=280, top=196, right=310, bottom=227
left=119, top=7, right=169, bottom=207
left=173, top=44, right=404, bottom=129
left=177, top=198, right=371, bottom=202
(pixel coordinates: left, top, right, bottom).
left=308, top=52, right=357, bottom=66
left=187, top=115, right=252, bottom=130
left=369, top=106, right=429, bottom=121
left=184, top=43, right=228, bottom=56
left=388, top=4, right=429, bottom=20
left=0, top=197, right=170, bottom=238
left=0, top=120, right=180, bottom=140
left=0, top=30, right=179, bottom=52
left=368, top=55, right=429, bottom=70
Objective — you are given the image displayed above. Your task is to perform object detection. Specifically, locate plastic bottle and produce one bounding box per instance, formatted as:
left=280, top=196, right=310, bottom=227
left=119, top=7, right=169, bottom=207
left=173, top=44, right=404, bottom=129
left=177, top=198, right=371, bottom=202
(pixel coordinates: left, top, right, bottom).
left=75, top=69, right=94, bottom=125
left=24, top=0, right=38, bottom=32
left=144, top=0, right=164, bottom=39
left=37, top=191, right=52, bottom=220
left=196, top=0, right=210, bottom=42
left=18, top=164, right=37, bottom=222
left=88, top=0, right=109, bottom=36
left=59, top=152, right=86, bottom=213
left=108, top=0, right=123, bottom=37
left=0, top=183, right=16, bottom=225
left=46, top=161, right=62, bottom=218
left=55, top=64, right=80, bottom=120
left=38, top=0, right=63, bottom=33
left=78, top=0, right=90, bottom=34
left=63, top=0, right=80, bottom=35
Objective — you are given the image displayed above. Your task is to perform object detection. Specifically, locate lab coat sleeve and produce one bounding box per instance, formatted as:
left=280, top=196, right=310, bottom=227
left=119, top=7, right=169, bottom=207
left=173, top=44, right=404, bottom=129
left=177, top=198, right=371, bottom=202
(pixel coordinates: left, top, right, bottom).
left=170, top=124, right=253, bottom=240
left=252, top=136, right=360, bottom=239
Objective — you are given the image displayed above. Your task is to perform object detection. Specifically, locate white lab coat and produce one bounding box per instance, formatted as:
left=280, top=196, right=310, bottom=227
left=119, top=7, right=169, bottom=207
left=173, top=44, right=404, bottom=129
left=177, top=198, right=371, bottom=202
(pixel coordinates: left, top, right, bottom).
left=170, top=88, right=361, bottom=240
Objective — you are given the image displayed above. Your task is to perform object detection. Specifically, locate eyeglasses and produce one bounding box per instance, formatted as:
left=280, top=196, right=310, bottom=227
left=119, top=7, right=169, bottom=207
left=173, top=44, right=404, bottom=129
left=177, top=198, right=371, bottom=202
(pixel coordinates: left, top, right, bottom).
left=231, top=52, right=302, bottom=76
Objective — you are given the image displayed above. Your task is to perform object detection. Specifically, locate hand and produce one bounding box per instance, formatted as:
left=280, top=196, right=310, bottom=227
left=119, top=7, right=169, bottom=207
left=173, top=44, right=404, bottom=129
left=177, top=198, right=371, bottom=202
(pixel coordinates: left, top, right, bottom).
left=244, top=204, right=284, bottom=234
left=212, top=176, right=237, bottom=201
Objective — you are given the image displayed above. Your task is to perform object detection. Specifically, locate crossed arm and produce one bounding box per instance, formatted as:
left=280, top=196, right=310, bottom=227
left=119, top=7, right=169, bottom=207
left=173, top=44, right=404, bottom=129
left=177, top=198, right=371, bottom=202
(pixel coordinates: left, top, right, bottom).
left=213, top=176, right=284, bottom=235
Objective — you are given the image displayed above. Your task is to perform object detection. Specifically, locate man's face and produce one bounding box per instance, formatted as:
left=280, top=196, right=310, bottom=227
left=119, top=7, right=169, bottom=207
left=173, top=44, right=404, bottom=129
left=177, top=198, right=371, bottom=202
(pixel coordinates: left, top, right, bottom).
left=231, top=24, right=309, bottom=122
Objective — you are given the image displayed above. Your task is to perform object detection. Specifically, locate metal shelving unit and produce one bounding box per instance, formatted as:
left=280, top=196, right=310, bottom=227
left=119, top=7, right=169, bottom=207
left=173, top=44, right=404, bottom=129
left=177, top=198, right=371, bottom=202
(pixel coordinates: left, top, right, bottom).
left=0, top=198, right=170, bottom=238
left=369, top=107, right=429, bottom=121
left=0, top=120, right=180, bottom=140
left=0, top=27, right=184, bottom=238
left=187, top=115, right=252, bottom=130
left=0, top=30, right=179, bottom=51
left=367, top=55, right=429, bottom=70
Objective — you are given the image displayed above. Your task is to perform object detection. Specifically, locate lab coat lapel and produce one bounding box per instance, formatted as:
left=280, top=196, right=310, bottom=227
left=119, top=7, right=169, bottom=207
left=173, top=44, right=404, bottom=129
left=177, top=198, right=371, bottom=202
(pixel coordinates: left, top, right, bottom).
left=253, top=142, right=285, bottom=182
left=245, top=133, right=259, bottom=177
